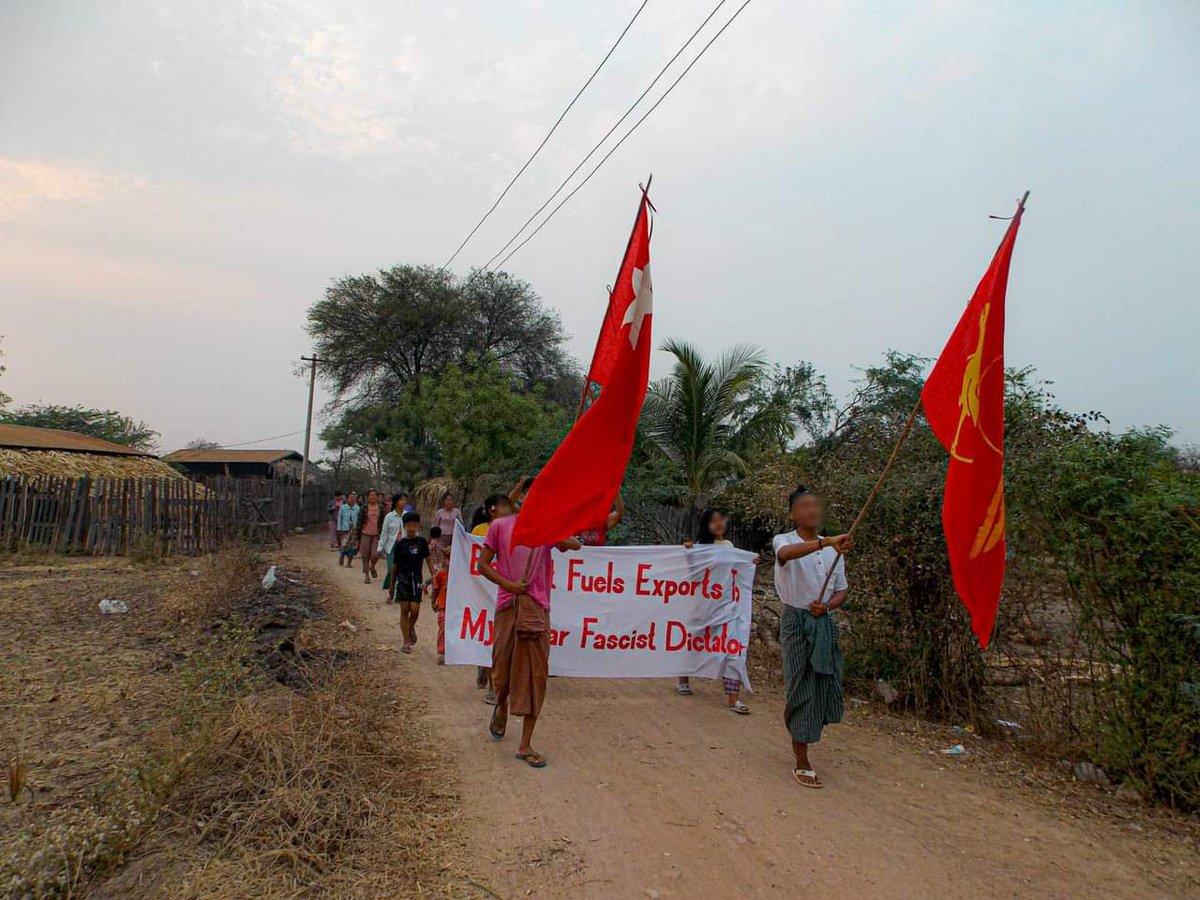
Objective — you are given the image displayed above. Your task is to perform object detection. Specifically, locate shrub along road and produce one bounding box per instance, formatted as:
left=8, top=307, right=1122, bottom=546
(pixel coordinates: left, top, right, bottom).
left=305, top=536, right=1198, bottom=899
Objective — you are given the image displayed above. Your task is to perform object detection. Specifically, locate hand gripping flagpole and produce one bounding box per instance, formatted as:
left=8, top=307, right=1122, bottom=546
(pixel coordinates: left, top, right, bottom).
left=811, top=191, right=1029, bottom=606
left=575, top=175, right=656, bottom=421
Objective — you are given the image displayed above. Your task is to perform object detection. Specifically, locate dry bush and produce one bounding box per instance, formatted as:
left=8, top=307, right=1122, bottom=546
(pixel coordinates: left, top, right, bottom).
left=157, top=541, right=262, bottom=627
left=134, top=661, right=463, bottom=899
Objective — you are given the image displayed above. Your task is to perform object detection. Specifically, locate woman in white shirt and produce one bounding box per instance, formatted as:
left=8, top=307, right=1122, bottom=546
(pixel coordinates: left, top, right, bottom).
left=377, top=494, right=406, bottom=599
left=772, top=485, right=854, bottom=789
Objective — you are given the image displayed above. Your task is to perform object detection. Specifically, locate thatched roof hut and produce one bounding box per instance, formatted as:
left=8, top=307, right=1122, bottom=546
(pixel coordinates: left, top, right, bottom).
left=0, top=424, right=187, bottom=480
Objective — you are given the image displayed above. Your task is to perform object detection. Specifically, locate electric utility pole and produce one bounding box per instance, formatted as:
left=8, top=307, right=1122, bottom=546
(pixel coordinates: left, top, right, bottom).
left=300, top=354, right=320, bottom=520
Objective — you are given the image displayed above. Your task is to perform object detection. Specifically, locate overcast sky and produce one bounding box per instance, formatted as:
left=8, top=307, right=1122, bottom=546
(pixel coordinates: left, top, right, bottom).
left=2, top=0, right=1197, bottom=457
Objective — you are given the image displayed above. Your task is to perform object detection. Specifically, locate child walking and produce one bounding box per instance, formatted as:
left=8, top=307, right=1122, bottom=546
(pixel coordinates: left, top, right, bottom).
left=773, top=485, right=854, bottom=789
left=676, top=507, right=757, bottom=714
left=431, top=532, right=451, bottom=664
left=390, top=512, right=432, bottom=653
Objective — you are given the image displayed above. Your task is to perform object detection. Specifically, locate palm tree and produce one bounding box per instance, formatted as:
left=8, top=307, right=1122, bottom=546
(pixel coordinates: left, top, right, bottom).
left=641, top=339, right=789, bottom=510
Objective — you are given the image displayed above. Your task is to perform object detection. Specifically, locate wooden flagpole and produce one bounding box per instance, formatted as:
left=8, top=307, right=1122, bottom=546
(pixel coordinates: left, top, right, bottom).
left=575, top=175, right=655, bottom=422
left=811, top=190, right=1030, bottom=603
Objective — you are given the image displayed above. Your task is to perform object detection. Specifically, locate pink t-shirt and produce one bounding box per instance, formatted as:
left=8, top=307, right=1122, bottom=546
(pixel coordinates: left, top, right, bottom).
left=484, top=515, right=554, bottom=611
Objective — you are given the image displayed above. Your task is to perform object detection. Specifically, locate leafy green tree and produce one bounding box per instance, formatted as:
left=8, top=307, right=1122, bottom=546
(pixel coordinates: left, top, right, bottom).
left=306, top=265, right=579, bottom=407
left=412, top=358, right=567, bottom=490
left=1, top=404, right=158, bottom=451
left=185, top=437, right=221, bottom=450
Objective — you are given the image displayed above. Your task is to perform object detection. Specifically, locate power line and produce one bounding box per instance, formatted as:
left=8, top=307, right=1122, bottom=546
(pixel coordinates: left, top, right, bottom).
left=484, top=0, right=729, bottom=270
left=217, top=429, right=305, bottom=449
left=441, top=0, right=650, bottom=270
left=494, top=0, right=753, bottom=271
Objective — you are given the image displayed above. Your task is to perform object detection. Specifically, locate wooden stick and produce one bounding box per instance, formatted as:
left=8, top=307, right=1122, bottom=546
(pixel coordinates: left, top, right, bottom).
left=813, top=394, right=923, bottom=602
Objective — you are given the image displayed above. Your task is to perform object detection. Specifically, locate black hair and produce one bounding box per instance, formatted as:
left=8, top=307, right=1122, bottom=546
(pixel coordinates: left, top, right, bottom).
left=390, top=493, right=406, bottom=512
left=788, top=484, right=814, bottom=507
left=522, top=476, right=535, bottom=491
left=441, top=491, right=453, bottom=502
left=469, top=505, right=489, bottom=530
left=429, top=526, right=442, bottom=539
left=695, top=507, right=728, bottom=545
left=484, top=493, right=506, bottom=516
left=402, top=511, right=420, bottom=525
left=335, top=490, right=344, bottom=497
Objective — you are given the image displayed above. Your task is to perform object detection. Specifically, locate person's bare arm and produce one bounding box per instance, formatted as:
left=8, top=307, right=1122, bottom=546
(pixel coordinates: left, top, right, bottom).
left=508, top=477, right=527, bottom=504
left=775, top=533, right=854, bottom=564
left=477, top=546, right=528, bottom=595
left=556, top=537, right=582, bottom=552
left=606, top=494, right=625, bottom=530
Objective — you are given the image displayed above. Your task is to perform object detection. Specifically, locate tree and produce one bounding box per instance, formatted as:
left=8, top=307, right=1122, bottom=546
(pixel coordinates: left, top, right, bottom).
left=1, top=404, right=158, bottom=451
left=185, top=438, right=221, bottom=450
left=306, top=265, right=578, bottom=407
left=412, top=358, right=567, bottom=490
left=641, top=339, right=791, bottom=510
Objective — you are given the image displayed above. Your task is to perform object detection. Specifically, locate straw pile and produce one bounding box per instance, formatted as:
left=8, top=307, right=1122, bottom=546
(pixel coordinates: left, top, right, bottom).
left=0, top=448, right=190, bottom=481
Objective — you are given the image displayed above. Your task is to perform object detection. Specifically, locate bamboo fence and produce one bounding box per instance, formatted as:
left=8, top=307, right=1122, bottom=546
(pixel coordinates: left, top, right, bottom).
left=0, top=475, right=328, bottom=557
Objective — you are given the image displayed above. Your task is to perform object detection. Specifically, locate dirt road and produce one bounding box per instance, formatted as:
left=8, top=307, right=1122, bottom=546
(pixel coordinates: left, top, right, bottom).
left=298, top=536, right=1196, bottom=899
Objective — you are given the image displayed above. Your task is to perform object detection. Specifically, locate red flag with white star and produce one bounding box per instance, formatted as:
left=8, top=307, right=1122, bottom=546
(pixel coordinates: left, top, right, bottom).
left=512, top=190, right=653, bottom=548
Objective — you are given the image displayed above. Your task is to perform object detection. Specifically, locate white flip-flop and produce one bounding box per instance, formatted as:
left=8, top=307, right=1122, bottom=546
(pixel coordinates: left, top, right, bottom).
left=793, top=768, right=823, bottom=789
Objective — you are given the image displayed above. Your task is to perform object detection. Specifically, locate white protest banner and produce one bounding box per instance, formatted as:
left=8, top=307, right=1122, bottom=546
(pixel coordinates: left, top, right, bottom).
left=445, top=521, right=754, bottom=684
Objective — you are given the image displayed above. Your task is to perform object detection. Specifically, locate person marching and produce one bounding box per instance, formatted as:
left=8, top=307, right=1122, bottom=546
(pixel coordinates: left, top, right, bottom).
left=327, top=491, right=344, bottom=549
left=431, top=491, right=462, bottom=534
left=391, top=512, right=432, bottom=653
left=377, top=493, right=406, bottom=599
left=471, top=493, right=515, bottom=703
left=772, top=485, right=854, bottom=789
left=336, top=491, right=360, bottom=566
left=430, top=528, right=452, bottom=665
left=357, top=488, right=386, bottom=583
left=676, top=507, right=756, bottom=714
left=577, top=493, right=624, bottom=547
left=476, top=508, right=581, bottom=768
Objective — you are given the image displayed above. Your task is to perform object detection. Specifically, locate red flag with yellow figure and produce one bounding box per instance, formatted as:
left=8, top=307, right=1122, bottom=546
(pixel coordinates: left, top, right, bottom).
left=922, top=195, right=1026, bottom=649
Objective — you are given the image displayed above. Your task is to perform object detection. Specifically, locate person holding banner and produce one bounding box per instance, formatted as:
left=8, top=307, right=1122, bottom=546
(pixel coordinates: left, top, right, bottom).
left=677, top=507, right=757, bottom=714
left=773, top=486, right=854, bottom=789
left=470, top=494, right=516, bottom=702
left=476, top=514, right=581, bottom=768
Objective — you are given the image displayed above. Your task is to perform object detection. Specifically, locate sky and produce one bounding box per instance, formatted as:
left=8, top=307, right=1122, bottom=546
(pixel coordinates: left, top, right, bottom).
left=2, top=0, right=1198, bottom=457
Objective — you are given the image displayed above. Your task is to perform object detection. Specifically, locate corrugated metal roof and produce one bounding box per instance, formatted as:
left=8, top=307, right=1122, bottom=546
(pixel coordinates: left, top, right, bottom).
left=164, top=449, right=303, bottom=464
left=0, top=424, right=151, bottom=456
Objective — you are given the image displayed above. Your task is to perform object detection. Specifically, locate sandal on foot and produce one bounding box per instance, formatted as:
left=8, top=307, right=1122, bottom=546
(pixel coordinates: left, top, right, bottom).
left=489, top=710, right=506, bottom=741
left=728, top=700, right=751, bottom=715
left=675, top=682, right=694, bottom=696
left=793, top=768, right=823, bottom=789
left=515, top=751, right=547, bottom=768
left=400, top=644, right=412, bottom=654
left=483, top=689, right=498, bottom=706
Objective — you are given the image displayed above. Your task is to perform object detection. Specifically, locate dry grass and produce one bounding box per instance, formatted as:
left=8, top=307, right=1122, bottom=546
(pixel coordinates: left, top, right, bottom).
left=0, top=545, right=466, bottom=899
left=114, top=665, right=466, bottom=898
